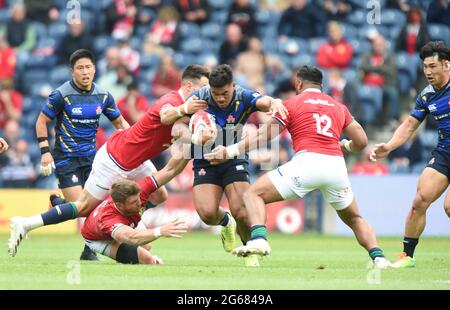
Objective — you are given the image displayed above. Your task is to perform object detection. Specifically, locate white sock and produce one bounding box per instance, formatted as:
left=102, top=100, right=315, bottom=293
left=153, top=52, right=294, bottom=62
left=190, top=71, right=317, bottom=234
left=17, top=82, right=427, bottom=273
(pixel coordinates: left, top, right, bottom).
left=24, top=215, right=44, bottom=231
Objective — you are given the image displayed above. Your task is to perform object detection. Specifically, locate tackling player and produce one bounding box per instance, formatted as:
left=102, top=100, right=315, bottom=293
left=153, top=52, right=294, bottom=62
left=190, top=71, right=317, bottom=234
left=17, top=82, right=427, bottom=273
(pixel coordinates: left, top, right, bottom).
left=207, top=65, right=391, bottom=269
left=8, top=65, right=210, bottom=257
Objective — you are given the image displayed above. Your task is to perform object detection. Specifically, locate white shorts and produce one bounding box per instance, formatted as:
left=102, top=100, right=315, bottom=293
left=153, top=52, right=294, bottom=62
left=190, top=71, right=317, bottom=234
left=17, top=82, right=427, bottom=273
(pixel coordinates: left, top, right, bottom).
left=84, top=144, right=157, bottom=200
left=267, top=152, right=354, bottom=210
left=84, top=239, right=113, bottom=257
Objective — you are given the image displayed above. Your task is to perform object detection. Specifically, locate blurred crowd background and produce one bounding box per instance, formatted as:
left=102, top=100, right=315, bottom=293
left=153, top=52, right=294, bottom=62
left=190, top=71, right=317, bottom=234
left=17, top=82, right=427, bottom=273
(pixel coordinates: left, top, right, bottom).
left=0, top=0, right=449, bottom=190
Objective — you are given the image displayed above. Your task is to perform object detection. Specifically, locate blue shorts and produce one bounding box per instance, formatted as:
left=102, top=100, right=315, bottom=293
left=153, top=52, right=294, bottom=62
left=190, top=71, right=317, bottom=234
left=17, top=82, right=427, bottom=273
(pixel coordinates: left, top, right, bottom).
left=54, top=155, right=95, bottom=189
left=427, top=148, right=450, bottom=181
left=193, top=159, right=249, bottom=188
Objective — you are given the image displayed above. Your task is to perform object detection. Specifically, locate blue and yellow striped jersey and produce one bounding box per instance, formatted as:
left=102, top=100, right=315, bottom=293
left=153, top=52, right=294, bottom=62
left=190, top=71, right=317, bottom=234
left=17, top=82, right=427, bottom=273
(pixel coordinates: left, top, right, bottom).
left=411, top=80, right=450, bottom=153
left=42, top=80, right=121, bottom=159
left=190, top=84, right=262, bottom=160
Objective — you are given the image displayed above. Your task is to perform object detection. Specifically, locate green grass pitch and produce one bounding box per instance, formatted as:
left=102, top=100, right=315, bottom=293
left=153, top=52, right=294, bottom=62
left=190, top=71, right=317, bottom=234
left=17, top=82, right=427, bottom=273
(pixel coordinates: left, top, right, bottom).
left=1, top=232, right=449, bottom=290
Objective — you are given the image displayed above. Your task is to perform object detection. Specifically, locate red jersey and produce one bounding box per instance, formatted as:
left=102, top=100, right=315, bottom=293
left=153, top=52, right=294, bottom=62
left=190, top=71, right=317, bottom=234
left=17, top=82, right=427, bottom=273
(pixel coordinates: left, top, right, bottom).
left=274, top=89, right=353, bottom=157
left=81, top=176, right=158, bottom=240
left=107, top=90, right=184, bottom=170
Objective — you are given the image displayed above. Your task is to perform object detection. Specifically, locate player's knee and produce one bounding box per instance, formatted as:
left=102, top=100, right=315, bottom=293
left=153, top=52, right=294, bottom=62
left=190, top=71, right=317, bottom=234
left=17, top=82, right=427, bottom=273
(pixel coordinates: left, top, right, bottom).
left=116, top=243, right=139, bottom=264
left=242, top=189, right=258, bottom=206
left=229, top=204, right=247, bottom=223
left=197, top=207, right=218, bottom=225
left=412, top=192, right=431, bottom=213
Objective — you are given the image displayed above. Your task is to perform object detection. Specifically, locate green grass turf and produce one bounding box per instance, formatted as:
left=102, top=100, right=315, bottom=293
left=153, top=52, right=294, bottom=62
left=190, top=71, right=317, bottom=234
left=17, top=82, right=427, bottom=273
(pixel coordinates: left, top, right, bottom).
left=0, top=232, right=449, bottom=290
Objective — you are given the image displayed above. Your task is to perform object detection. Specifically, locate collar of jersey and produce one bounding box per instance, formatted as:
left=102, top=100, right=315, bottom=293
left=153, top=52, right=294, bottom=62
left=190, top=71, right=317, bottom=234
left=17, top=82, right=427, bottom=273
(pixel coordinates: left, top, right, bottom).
left=303, top=88, right=321, bottom=93
left=70, top=80, right=95, bottom=95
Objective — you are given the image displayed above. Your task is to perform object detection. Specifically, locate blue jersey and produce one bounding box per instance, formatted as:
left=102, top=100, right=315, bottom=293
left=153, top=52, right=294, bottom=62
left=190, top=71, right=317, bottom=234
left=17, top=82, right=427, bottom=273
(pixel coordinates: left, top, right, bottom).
left=411, top=80, right=450, bottom=153
left=42, top=81, right=121, bottom=160
left=190, top=84, right=262, bottom=160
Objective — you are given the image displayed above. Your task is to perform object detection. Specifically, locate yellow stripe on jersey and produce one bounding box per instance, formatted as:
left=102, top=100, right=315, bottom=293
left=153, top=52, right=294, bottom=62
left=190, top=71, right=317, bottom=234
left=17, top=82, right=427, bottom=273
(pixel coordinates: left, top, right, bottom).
left=237, top=107, right=252, bottom=124
left=59, top=136, right=72, bottom=152
left=105, top=107, right=116, bottom=111
left=60, top=122, right=77, bottom=145
left=64, top=97, right=72, bottom=105
left=102, top=94, right=108, bottom=104
left=235, top=100, right=240, bottom=111
left=63, top=111, right=75, bottom=128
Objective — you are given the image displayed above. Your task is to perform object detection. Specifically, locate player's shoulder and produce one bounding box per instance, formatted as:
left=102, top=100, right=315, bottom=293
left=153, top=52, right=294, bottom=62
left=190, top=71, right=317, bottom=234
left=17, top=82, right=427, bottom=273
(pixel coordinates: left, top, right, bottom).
left=418, top=84, right=435, bottom=98
left=91, top=82, right=110, bottom=96
left=155, top=90, right=183, bottom=108
left=54, top=81, right=73, bottom=98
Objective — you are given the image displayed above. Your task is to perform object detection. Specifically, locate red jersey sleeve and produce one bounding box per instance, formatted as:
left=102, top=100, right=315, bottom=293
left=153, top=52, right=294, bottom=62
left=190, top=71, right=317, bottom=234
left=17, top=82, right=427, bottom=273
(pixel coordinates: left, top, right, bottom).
left=98, top=209, right=129, bottom=238
left=272, top=99, right=292, bottom=128
left=137, top=176, right=159, bottom=205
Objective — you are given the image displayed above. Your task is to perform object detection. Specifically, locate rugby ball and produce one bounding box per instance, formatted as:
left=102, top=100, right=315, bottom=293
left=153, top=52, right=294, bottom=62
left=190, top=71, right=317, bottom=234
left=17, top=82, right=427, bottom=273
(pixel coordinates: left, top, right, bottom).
left=189, top=110, right=216, bottom=145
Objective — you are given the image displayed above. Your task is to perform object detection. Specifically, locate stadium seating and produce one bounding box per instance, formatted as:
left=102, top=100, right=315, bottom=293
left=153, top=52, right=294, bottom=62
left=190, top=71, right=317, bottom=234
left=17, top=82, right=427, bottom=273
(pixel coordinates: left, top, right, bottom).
left=428, top=23, right=450, bottom=46
left=396, top=52, right=418, bottom=94
left=357, top=85, right=383, bottom=125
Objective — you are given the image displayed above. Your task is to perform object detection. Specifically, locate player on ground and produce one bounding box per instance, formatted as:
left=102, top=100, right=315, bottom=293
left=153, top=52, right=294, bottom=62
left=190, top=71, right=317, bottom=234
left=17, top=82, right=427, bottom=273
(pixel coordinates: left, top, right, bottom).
left=81, top=177, right=188, bottom=265
left=8, top=65, right=210, bottom=257
left=207, top=65, right=391, bottom=269
left=370, top=41, right=450, bottom=268
left=35, top=49, right=130, bottom=260
left=190, top=64, right=288, bottom=267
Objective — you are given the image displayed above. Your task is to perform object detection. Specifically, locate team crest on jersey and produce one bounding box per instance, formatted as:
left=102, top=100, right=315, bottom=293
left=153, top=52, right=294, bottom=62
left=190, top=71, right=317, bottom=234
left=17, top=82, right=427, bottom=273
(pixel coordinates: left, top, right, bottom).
left=292, top=176, right=301, bottom=187
left=198, top=168, right=207, bottom=176
left=226, top=115, right=236, bottom=123
left=72, top=174, right=79, bottom=183
left=96, top=106, right=102, bottom=115
left=428, top=157, right=435, bottom=165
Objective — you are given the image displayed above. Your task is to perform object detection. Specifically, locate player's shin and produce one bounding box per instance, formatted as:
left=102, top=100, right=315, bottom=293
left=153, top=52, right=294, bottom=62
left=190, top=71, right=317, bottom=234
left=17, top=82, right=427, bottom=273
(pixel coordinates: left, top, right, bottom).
left=40, top=202, right=78, bottom=226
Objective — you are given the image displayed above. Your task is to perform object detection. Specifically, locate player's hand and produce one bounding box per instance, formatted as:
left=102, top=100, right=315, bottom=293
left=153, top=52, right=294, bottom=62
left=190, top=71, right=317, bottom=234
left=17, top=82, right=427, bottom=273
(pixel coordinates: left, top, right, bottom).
left=160, top=218, right=188, bottom=238
left=184, top=96, right=208, bottom=114
left=369, top=143, right=391, bottom=162
left=268, top=98, right=288, bottom=119
left=0, top=137, right=8, bottom=153
left=40, top=152, right=55, bottom=176
left=204, top=145, right=227, bottom=161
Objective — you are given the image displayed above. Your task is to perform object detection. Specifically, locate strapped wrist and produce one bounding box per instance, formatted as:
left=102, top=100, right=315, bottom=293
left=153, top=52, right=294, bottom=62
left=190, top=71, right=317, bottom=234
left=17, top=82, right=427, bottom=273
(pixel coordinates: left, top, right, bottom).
left=40, top=146, right=50, bottom=155
left=37, top=137, right=48, bottom=143
left=226, top=144, right=241, bottom=158
left=344, top=140, right=352, bottom=152
left=183, top=103, right=189, bottom=115
left=153, top=227, right=161, bottom=238
left=176, top=106, right=183, bottom=117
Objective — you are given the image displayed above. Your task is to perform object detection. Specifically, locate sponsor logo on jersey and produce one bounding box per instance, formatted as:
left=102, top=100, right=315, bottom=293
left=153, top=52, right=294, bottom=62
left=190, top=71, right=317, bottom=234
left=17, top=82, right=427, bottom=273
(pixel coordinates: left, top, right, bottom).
left=429, top=104, right=437, bottom=112
left=292, top=176, right=301, bottom=187
left=72, top=174, right=79, bottom=183
left=72, top=107, right=83, bottom=115
left=96, top=106, right=102, bottom=115
left=428, top=157, right=435, bottom=165
left=304, top=98, right=334, bottom=106
left=236, top=165, right=244, bottom=171
left=199, top=168, right=207, bottom=176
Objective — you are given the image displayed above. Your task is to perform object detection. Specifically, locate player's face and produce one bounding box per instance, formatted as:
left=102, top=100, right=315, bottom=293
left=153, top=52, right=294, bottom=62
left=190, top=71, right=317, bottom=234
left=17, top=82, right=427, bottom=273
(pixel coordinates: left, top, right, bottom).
left=71, top=58, right=95, bottom=90
left=120, top=194, right=142, bottom=216
left=423, top=55, right=450, bottom=89
left=210, top=83, right=234, bottom=109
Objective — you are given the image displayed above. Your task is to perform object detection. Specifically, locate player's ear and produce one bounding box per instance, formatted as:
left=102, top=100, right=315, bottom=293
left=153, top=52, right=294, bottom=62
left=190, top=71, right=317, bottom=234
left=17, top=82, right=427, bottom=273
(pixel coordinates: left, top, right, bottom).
left=444, top=60, right=450, bottom=72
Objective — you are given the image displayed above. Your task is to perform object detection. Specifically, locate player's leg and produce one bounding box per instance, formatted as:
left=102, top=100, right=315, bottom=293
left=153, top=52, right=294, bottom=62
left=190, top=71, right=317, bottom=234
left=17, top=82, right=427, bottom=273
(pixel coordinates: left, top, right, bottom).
left=133, top=159, right=171, bottom=208
left=232, top=173, right=285, bottom=257
left=335, top=198, right=390, bottom=268
left=224, top=181, right=251, bottom=244
left=443, top=188, right=450, bottom=218
left=109, top=242, right=162, bottom=265
left=393, top=167, right=448, bottom=267
left=193, top=184, right=225, bottom=225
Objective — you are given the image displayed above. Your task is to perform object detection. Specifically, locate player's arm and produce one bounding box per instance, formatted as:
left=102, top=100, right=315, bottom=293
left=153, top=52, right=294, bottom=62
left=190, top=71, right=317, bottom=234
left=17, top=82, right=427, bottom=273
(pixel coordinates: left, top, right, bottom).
left=160, top=96, right=208, bottom=125
left=340, top=120, right=368, bottom=153
left=112, top=219, right=188, bottom=246
left=111, top=115, right=130, bottom=130
left=370, top=116, right=421, bottom=161
left=35, top=112, right=55, bottom=176
left=0, top=137, right=9, bottom=153
left=205, top=117, right=285, bottom=161
left=255, top=96, right=288, bottom=119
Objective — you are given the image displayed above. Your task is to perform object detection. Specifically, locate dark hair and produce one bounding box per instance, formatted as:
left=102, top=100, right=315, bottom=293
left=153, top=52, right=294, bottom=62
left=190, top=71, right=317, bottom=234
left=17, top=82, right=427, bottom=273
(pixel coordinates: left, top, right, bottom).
left=296, top=65, right=323, bottom=85
left=110, top=179, right=140, bottom=204
left=69, top=49, right=95, bottom=68
left=209, top=64, right=233, bottom=88
left=182, top=64, right=210, bottom=81
left=419, top=41, right=450, bottom=61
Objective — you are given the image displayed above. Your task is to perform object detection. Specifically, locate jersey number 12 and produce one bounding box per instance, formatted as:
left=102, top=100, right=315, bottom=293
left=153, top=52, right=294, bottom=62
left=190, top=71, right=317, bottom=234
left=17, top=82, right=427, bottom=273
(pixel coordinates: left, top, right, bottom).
left=313, top=113, right=333, bottom=137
